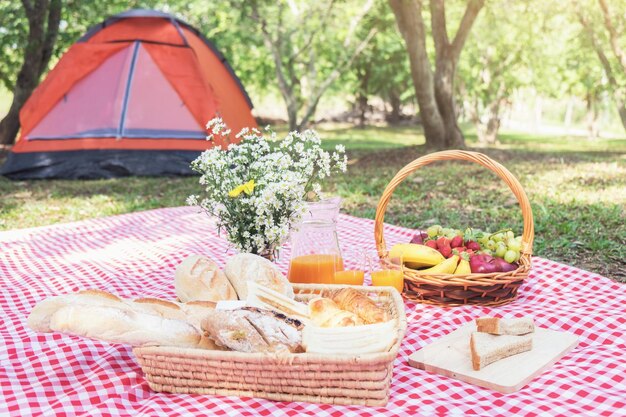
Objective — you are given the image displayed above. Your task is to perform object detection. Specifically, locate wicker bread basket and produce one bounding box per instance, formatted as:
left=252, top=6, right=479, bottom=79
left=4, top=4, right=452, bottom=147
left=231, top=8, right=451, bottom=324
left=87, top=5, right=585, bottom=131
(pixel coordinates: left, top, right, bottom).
left=374, top=150, right=534, bottom=307
left=133, top=284, right=407, bottom=406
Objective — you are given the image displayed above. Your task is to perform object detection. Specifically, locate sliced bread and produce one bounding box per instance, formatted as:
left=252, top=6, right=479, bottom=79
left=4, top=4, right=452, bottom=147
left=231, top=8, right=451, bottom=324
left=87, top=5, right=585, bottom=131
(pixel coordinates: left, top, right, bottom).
left=476, top=316, right=534, bottom=335
left=470, top=332, right=533, bottom=370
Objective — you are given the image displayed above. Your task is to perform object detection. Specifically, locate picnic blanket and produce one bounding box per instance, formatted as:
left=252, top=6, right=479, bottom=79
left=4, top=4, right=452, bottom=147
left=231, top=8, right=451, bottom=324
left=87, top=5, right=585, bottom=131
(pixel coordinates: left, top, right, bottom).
left=1, top=206, right=625, bottom=416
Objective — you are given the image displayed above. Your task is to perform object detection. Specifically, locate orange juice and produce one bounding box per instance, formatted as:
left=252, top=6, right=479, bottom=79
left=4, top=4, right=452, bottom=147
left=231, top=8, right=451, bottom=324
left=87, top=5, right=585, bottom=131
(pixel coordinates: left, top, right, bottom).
left=334, top=270, right=365, bottom=286
left=371, top=269, right=404, bottom=293
left=288, top=254, right=344, bottom=284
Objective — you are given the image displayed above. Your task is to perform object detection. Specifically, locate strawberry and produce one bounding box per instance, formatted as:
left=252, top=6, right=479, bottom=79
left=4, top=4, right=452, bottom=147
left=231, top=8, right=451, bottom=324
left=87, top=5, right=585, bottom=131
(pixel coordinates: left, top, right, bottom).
left=439, top=245, right=453, bottom=258
left=425, top=240, right=438, bottom=249
left=465, top=240, right=481, bottom=252
left=450, top=235, right=464, bottom=248
left=436, top=236, right=450, bottom=250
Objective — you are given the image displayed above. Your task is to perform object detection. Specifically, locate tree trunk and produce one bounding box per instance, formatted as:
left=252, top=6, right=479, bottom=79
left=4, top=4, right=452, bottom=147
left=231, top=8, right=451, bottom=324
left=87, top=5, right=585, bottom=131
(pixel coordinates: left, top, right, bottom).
left=585, top=92, right=599, bottom=140
left=434, top=53, right=464, bottom=147
left=564, top=97, right=574, bottom=134
left=387, top=91, right=402, bottom=124
left=0, top=0, right=62, bottom=145
left=617, top=102, right=626, bottom=132
left=388, top=0, right=484, bottom=149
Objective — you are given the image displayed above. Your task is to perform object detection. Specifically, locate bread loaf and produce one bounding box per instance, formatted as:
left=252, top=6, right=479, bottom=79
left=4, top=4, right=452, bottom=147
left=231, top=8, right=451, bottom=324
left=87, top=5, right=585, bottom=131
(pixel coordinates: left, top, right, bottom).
left=475, top=317, right=535, bottom=335
left=28, top=290, right=219, bottom=349
left=330, top=288, right=389, bottom=324
left=174, top=255, right=237, bottom=302
left=224, top=253, right=294, bottom=300
left=470, top=332, right=533, bottom=370
left=49, top=305, right=204, bottom=348
left=309, top=297, right=363, bottom=327
left=28, top=290, right=134, bottom=332
left=201, top=307, right=303, bottom=353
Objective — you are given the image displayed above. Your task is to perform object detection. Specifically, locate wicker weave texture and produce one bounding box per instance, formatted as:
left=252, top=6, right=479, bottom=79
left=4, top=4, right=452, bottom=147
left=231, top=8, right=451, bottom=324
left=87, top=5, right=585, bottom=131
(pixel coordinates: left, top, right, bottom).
left=134, top=284, right=406, bottom=406
left=374, top=150, right=535, bottom=306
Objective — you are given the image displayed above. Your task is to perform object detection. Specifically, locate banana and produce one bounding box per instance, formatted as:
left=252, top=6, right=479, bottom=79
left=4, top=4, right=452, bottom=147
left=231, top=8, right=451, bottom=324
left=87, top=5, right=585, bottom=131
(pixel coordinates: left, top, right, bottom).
left=454, top=258, right=471, bottom=274
left=390, top=243, right=445, bottom=268
left=414, top=255, right=459, bottom=275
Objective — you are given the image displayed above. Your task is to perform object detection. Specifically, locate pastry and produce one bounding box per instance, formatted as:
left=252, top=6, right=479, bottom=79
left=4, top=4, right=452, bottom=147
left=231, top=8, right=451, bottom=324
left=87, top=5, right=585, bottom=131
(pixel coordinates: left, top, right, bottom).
left=330, top=288, right=389, bottom=324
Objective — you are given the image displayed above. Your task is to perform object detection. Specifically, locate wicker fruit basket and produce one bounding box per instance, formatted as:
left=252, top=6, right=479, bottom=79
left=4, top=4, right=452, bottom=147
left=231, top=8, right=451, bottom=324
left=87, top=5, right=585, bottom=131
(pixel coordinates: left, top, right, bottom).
left=133, top=284, right=407, bottom=406
left=374, top=150, right=534, bottom=307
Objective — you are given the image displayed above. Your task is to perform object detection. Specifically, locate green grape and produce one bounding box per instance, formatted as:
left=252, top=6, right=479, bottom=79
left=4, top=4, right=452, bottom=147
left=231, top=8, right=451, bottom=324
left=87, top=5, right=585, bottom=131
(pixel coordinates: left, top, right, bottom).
left=477, top=236, right=489, bottom=246
left=495, top=243, right=507, bottom=258
left=514, top=251, right=521, bottom=262
left=492, top=233, right=504, bottom=242
left=506, top=231, right=515, bottom=241
left=482, top=249, right=493, bottom=256
left=486, top=240, right=497, bottom=251
left=507, top=239, right=522, bottom=252
left=504, top=250, right=518, bottom=263
left=441, top=227, right=453, bottom=236
left=427, top=225, right=441, bottom=238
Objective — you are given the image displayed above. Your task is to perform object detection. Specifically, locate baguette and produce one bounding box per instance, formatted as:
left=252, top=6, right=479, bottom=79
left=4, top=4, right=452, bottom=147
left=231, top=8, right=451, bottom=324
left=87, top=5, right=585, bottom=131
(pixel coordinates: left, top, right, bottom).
left=476, top=317, right=535, bottom=335
left=28, top=290, right=219, bottom=349
left=174, top=255, right=237, bottom=302
left=49, top=305, right=204, bottom=348
left=330, top=288, right=389, bottom=324
left=470, top=332, right=533, bottom=370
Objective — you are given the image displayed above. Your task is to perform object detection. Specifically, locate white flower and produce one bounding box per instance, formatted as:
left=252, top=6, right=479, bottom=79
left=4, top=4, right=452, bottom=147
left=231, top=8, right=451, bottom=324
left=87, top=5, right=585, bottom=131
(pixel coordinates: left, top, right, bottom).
left=188, top=119, right=347, bottom=255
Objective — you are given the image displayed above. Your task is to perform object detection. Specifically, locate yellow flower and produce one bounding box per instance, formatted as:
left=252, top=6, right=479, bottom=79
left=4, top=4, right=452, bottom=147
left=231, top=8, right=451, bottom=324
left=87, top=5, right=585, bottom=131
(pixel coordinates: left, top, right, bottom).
left=228, top=179, right=255, bottom=198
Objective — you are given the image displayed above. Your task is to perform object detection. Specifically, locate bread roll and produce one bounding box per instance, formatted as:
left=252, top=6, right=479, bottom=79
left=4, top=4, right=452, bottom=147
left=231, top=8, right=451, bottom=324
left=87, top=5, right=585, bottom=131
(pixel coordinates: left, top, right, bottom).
left=330, top=288, right=389, bottom=324
left=224, top=253, right=293, bottom=300
left=309, top=297, right=363, bottom=327
left=201, top=307, right=303, bottom=353
left=175, top=255, right=237, bottom=302
left=49, top=305, right=204, bottom=348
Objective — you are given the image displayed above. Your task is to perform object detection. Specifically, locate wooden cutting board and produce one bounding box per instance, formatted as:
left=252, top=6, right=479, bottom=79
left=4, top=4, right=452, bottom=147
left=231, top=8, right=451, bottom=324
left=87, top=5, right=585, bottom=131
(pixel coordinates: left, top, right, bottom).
left=408, top=322, right=578, bottom=393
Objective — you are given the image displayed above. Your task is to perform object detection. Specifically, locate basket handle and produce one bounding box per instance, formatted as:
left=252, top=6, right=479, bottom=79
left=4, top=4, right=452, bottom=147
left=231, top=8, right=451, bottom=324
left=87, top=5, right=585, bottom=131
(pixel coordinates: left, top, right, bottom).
left=374, top=150, right=534, bottom=258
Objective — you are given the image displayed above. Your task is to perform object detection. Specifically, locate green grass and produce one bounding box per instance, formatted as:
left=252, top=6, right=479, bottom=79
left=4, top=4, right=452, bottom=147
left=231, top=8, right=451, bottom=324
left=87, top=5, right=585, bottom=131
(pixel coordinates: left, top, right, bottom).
left=1, top=126, right=625, bottom=281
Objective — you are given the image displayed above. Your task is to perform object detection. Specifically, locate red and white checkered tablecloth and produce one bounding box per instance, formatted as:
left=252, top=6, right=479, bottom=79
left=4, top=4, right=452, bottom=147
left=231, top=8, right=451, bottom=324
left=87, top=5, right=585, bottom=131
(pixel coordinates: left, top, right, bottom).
left=1, top=206, right=625, bottom=416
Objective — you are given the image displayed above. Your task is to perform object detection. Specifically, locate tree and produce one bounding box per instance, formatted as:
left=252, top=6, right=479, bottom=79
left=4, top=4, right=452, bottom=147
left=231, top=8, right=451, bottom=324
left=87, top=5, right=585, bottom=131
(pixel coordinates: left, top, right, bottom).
left=0, top=0, right=62, bottom=145
left=245, top=0, right=376, bottom=130
left=573, top=0, right=626, bottom=132
left=347, top=1, right=415, bottom=126
left=388, top=0, right=484, bottom=149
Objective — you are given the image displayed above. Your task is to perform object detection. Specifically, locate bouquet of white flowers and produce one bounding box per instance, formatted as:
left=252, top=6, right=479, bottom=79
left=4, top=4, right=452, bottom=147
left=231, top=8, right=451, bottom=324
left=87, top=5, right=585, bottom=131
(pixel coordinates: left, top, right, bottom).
left=187, top=118, right=347, bottom=259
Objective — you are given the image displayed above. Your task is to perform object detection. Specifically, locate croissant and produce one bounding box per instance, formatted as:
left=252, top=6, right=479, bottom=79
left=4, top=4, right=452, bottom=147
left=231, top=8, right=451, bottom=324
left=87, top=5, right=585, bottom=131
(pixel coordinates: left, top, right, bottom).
left=308, top=297, right=363, bottom=327
left=330, top=288, right=389, bottom=324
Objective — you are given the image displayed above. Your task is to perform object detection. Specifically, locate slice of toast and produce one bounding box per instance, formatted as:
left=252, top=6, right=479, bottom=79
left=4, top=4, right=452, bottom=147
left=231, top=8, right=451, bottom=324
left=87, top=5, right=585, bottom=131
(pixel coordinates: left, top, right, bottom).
left=470, top=332, right=533, bottom=370
left=476, top=317, right=534, bottom=335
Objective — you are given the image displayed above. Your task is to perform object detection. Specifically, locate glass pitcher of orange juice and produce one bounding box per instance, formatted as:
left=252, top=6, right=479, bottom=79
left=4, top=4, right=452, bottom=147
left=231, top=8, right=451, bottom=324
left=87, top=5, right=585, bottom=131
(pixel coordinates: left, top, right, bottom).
left=288, top=197, right=343, bottom=284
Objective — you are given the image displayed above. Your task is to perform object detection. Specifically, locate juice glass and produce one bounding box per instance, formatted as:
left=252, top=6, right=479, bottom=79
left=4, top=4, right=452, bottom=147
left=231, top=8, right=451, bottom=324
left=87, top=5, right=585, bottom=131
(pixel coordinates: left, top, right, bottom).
left=333, top=248, right=366, bottom=286
left=369, top=251, right=405, bottom=293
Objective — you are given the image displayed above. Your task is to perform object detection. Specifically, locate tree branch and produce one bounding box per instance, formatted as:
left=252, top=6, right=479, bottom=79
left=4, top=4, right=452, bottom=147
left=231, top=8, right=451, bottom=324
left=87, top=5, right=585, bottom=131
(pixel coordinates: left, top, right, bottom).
left=342, top=0, right=375, bottom=49
left=430, top=0, right=449, bottom=53
left=597, top=0, right=626, bottom=72
left=575, top=2, right=618, bottom=88
left=39, top=0, right=61, bottom=76
left=450, top=0, right=485, bottom=61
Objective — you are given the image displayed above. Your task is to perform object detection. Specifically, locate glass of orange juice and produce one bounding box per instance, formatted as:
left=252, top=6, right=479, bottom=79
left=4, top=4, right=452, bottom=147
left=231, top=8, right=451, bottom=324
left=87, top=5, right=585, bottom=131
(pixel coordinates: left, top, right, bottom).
left=333, top=248, right=366, bottom=286
left=369, top=251, right=404, bottom=293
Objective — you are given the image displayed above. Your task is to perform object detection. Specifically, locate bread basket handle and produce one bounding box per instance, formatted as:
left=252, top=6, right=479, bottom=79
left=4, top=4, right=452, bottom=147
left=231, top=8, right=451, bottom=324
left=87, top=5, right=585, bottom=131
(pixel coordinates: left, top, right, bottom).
left=374, top=150, right=534, bottom=258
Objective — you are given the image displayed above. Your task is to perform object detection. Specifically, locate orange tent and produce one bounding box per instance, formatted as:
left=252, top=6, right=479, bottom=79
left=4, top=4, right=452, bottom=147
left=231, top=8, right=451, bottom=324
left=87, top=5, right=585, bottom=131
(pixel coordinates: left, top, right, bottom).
left=1, top=9, right=257, bottom=179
